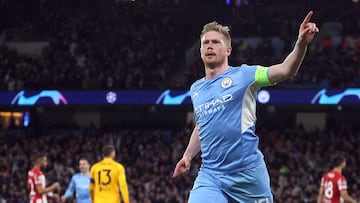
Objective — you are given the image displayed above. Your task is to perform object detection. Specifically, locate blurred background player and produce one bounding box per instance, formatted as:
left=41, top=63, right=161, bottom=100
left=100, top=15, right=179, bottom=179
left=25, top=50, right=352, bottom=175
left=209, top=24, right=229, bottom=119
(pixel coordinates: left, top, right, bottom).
left=27, top=152, right=61, bottom=203
left=61, top=157, right=92, bottom=203
left=89, top=145, right=130, bottom=203
left=317, top=154, right=357, bottom=203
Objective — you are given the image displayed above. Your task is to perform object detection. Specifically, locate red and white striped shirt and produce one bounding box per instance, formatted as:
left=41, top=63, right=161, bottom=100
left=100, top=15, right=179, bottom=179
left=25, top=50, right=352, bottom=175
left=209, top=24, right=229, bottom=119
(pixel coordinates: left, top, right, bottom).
left=27, top=167, right=48, bottom=203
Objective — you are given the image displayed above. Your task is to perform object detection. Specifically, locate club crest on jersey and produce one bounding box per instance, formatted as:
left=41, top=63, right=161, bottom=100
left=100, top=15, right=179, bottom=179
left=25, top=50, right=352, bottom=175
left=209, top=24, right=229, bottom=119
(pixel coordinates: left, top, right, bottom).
left=221, top=77, right=232, bottom=88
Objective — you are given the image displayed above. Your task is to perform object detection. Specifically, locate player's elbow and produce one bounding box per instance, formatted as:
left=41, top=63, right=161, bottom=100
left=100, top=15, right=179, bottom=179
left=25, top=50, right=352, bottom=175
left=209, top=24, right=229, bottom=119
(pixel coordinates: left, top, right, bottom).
left=271, top=71, right=297, bottom=84
left=269, top=64, right=299, bottom=83
left=283, top=69, right=299, bottom=80
left=282, top=63, right=301, bottom=79
left=36, top=186, right=46, bottom=194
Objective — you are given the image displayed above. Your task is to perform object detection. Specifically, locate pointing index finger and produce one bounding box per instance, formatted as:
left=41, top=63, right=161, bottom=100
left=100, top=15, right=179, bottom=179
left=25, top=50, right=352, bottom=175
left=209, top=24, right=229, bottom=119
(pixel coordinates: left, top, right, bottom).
left=302, top=11, right=313, bottom=25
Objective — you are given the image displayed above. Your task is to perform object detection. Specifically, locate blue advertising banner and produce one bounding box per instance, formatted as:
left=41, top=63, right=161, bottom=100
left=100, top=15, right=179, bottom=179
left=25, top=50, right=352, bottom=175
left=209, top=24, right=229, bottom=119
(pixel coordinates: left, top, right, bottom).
left=0, top=90, right=191, bottom=106
left=0, top=88, right=359, bottom=106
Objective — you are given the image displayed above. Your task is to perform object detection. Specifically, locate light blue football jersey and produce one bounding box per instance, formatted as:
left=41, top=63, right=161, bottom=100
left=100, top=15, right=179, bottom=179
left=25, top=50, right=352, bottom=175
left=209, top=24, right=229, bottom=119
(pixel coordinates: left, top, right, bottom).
left=64, top=173, right=92, bottom=203
left=190, top=65, right=273, bottom=174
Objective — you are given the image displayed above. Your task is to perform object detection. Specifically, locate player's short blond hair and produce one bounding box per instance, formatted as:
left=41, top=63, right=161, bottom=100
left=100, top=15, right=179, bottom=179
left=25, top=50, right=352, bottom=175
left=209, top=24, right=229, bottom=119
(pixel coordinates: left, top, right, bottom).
left=200, top=21, right=231, bottom=47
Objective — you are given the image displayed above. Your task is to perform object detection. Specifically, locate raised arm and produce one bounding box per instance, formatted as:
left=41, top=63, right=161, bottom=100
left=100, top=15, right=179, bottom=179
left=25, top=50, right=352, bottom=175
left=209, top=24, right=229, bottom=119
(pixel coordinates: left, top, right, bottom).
left=172, top=124, right=201, bottom=177
left=268, top=11, right=319, bottom=84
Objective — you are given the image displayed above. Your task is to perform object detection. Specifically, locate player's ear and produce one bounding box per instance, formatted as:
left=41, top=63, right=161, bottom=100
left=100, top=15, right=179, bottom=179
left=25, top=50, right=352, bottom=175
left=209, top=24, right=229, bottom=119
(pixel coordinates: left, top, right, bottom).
left=200, top=47, right=205, bottom=59
left=226, top=46, right=232, bottom=56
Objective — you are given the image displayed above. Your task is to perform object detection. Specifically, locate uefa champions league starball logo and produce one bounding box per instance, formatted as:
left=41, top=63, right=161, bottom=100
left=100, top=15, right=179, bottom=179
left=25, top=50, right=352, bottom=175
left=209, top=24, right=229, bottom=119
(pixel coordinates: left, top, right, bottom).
left=106, top=91, right=117, bottom=104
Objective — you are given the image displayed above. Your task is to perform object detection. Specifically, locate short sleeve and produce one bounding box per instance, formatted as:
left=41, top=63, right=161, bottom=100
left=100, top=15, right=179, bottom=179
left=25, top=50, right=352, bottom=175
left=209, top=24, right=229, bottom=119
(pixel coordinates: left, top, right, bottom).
left=338, top=176, right=348, bottom=191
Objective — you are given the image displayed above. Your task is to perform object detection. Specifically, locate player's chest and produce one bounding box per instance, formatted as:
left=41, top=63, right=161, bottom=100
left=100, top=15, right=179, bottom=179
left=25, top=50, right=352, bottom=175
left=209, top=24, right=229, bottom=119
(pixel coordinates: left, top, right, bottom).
left=192, top=77, right=249, bottom=106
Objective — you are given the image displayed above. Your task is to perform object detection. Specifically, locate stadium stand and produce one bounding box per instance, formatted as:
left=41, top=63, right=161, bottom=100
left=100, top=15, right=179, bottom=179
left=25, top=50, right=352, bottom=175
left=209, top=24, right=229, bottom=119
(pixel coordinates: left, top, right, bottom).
left=0, top=117, right=359, bottom=202
left=0, top=0, right=359, bottom=90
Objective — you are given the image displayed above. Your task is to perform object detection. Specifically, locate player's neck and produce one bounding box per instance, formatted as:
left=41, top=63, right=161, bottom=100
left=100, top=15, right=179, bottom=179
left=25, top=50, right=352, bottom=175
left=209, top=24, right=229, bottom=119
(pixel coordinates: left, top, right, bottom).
left=33, top=165, right=41, bottom=170
left=333, top=167, right=343, bottom=174
left=82, top=171, right=90, bottom=176
left=205, top=63, right=229, bottom=80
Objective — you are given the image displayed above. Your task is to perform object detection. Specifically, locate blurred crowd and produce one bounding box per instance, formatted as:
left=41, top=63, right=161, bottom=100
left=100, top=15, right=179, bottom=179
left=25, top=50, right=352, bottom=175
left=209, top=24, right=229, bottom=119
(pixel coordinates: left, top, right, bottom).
left=0, top=0, right=188, bottom=90
left=177, top=0, right=360, bottom=89
left=0, top=119, right=359, bottom=203
left=0, top=0, right=359, bottom=91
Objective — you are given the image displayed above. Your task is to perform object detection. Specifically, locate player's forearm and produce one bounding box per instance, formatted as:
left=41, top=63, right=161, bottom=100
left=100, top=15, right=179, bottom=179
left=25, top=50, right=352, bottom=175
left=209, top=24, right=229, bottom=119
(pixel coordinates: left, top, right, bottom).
left=316, top=195, right=324, bottom=203
left=64, top=185, right=74, bottom=198
left=268, top=40, right=308, bottom=84
left=63, top=190, right=72, bottom=199
left=120, top=185, right=130, bottom=203
left=343, top=195, right=356, bottom=203
left=89, top=185, right=94, bottom=201
left=183, top=125, right=201, bottom=161
left=37, top=185, right=56, bottom=194
left=278, top=41, right=307, bottom=79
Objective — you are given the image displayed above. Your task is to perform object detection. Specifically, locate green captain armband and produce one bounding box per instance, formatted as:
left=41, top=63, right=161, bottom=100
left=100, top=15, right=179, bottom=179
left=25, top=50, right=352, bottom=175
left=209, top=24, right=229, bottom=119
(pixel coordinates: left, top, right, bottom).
left=255, top=66, right=274, bottom=86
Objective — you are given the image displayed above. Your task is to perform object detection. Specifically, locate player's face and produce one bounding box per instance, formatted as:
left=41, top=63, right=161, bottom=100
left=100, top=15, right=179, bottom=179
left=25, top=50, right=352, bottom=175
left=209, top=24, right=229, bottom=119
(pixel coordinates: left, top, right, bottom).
left=79, top=159, right=90, bottom=173
left=200, top=31, right=231, bottom=69
left=342, top=160, right=347, bottom=168
left=40, top=156, right=48, bottom=168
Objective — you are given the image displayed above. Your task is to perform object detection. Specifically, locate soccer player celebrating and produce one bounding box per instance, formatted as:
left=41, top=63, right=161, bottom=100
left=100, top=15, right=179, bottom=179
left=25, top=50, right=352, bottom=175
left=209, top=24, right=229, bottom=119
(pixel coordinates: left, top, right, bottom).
left=27, top=152, right=60, bottom=203
left=89, top=145, right=130, bottom=203
left=61, top=157, right=92, bottom=203
left=317, top=154, right=357, bottom=203
left=172, top=11, right=319, bottom=202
